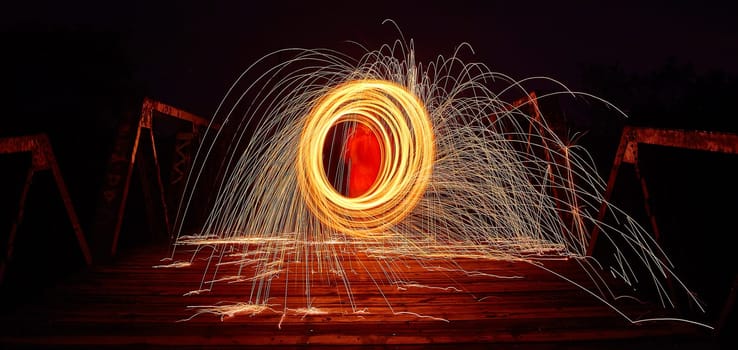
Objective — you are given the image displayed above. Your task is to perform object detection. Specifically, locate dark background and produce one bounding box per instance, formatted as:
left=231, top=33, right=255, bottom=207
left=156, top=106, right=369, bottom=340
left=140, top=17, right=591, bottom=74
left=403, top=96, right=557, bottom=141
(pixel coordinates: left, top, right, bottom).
left=1, top=0, right=737, bottom=334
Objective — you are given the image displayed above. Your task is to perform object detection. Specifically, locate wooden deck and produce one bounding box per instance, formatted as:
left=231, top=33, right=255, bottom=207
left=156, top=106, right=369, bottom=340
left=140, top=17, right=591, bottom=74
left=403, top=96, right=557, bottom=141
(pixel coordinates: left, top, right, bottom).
left=0, top=243, right=718, bottom=349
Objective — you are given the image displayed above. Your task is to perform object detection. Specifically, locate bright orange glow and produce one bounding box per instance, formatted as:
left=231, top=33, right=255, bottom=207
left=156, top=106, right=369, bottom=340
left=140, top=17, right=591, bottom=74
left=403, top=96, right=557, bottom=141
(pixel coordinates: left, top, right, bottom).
left=172, top=40, right=711, bottom=329
left=345, top=123, right=382, bottom=198
left=296, top=79, right=434, bottom=238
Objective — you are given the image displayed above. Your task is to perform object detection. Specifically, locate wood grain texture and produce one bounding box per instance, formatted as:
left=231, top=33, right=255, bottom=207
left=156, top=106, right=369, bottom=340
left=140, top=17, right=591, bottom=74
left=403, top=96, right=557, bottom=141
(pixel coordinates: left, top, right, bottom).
left=0, top=243, right=717, bottom=349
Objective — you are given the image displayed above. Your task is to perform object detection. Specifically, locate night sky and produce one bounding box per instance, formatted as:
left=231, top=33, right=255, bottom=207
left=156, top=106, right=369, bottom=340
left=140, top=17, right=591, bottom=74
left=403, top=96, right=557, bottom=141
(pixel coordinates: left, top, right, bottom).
left=4, top=0, right=737, bottom=190
left=2, top=0, right=738, bottom=305
left=3, top=1, right=737, bottom=118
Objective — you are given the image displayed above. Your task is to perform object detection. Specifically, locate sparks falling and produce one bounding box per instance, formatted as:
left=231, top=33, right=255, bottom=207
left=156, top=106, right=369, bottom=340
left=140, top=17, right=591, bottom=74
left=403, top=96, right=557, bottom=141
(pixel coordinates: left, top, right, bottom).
left=165, top=22, right=710, bottom=329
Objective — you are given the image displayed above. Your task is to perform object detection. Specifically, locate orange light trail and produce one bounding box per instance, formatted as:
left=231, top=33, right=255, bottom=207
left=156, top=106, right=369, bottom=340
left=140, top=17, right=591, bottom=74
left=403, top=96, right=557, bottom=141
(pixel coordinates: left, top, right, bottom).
left=166, top=24, right=711, bottom=330
left=296, top=80, right=434, bottom=238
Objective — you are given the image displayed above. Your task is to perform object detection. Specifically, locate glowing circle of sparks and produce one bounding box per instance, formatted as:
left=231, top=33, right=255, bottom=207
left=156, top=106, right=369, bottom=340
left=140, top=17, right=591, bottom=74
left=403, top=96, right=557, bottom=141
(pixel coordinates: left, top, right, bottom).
left=297, top=79, right=434, bottom=238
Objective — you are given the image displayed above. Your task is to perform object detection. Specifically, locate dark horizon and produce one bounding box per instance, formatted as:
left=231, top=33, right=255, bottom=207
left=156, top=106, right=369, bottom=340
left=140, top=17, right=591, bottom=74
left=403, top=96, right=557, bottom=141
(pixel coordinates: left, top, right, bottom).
left=4, top=1, right=738, bottom=117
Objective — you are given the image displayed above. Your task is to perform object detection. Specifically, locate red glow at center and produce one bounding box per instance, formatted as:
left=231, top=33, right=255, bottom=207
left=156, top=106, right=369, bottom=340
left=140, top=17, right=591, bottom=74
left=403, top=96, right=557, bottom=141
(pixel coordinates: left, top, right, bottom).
left=345, top=124, right=382, bottom=198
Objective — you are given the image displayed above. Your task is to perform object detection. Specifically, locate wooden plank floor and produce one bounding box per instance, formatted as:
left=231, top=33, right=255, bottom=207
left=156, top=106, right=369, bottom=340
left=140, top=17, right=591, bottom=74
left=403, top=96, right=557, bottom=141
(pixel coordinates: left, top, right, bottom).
left=0, top=243, right=718, bottom=349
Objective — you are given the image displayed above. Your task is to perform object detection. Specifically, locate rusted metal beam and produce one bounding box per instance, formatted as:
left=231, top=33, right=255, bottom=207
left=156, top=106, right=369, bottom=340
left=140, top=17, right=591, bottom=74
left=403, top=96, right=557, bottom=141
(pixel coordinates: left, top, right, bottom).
left=586, top=129, right=629, bottom=256
left=488, top=92, right=575, bottom=245
left=588, top=126, right=738, bottom=255
left=143, top=97, right=218, bottom=129
left=109, top=120, right=143, bottom=257
left=0, top=133, right=93, bottom=283
left=586, top=125, right=738, bottom=333
left=0, top=135, right=40, bottom=154
left=106, top=97, right=215, bottom=257
left=623, top=126, right=738, bottom=156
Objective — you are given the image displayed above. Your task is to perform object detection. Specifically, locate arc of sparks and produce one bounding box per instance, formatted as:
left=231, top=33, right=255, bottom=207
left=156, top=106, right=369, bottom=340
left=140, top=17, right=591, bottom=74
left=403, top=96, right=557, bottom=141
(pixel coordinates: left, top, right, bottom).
left=168, top=23, right=710, bottom=329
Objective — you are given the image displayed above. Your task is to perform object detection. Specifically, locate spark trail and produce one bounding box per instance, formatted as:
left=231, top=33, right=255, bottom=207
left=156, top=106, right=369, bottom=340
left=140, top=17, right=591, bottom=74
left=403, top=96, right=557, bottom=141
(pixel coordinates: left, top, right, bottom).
left=166, top=23, right=710, bottom=329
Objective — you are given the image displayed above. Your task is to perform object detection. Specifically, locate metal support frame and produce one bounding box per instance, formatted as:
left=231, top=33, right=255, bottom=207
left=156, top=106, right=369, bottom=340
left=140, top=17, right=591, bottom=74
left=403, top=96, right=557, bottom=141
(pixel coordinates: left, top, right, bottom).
left=491, top=92, right=581, bottom=247
left=586, top=125, right=738, bottom=334
left=0, top=133, right=93, bottom=282
left=109, top=97, right=214, bottom=256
